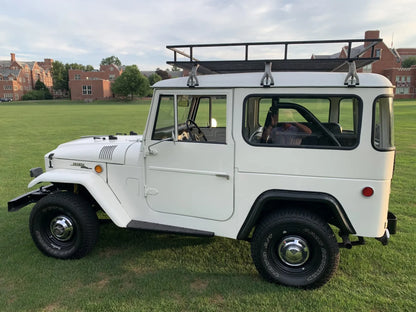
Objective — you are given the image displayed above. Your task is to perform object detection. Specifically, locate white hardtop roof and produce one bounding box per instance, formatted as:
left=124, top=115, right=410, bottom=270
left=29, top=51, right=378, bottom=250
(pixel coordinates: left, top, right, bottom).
left=153, top=71, right=393, bottom=89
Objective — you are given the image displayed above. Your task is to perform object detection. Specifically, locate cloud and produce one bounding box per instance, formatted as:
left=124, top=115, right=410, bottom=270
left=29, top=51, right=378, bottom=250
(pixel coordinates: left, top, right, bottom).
left=1, top=0, right=415, bottom=70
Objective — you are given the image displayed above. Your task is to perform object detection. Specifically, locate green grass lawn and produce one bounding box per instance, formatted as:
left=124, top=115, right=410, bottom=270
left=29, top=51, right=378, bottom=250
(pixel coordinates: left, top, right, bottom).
left=0, top=99, right=415, bottom=312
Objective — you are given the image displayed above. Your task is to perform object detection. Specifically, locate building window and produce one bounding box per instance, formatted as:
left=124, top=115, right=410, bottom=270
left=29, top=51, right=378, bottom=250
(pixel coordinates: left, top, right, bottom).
left=395, top=75, right=411, bottom=94
left=3, top=85, right=12, bottom=90
left=396, top=87, right=409, bottom=95
left=75, top=74, right=81, bottom=80
left=82, top=85, right=92, bottom=95
left=362, top=64, right=372, bottom=73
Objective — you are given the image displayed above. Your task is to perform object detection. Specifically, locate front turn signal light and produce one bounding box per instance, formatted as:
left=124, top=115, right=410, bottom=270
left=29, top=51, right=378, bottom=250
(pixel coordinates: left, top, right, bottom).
left=95, top=165, right=103, bottom=173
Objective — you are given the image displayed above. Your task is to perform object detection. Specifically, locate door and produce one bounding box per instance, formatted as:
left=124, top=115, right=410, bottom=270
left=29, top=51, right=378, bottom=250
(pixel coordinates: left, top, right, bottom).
left=144, top=91, right=234, bottom=221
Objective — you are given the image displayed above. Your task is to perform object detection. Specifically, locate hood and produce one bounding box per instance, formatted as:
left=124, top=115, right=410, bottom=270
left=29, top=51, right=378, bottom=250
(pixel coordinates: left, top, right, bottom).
left=50, top=135, right=142, bottom=164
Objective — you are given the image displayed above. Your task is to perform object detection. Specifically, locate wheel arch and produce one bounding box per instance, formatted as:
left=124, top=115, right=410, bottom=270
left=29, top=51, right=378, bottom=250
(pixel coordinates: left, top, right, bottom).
left=28, top=169, right=131, bottom=227
left=237, top=189, right=355, bottom=240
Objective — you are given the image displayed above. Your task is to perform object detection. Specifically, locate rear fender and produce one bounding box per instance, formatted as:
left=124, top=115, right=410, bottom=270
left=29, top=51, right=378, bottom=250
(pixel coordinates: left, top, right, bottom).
left=28, top=169, right=131, bottom=227
left=237, top=189, right=355, bottom=240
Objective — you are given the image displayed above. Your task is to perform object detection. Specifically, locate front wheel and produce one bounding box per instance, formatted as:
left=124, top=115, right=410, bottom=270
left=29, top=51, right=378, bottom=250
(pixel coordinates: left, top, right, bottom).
left=251, top=209, right=339, bottom=289
left=29, top=192, right=99, bottom=259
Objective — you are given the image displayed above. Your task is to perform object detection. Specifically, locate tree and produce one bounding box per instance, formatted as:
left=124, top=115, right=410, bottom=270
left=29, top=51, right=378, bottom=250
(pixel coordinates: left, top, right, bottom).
left=51, top=61, right=69, bottom=91
left=67, top=63, right=94, bottom=71
left=35, top=80, right=48, bottom=91
left=148, top=73, right=162, bottom=86
left=35, top=80, right=52, bottom=99
left=22, top=80, right=53, bottom=100
left=52, top=61, right=94, bottom=93
left=22, top=90, right=48, bottom=100
left=402, top=56, right=416, bottom=68
left=170, top=65, right=181, bottom=72
left=111, top=65, right=149, bottom=99
left=156, top=68, right=170, bottom=80
left=101, top=56, right=122, bottom=66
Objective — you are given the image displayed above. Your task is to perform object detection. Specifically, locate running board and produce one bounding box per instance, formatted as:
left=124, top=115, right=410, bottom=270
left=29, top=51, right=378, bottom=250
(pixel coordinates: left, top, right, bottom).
left=127, top=220, right=214, bottom=237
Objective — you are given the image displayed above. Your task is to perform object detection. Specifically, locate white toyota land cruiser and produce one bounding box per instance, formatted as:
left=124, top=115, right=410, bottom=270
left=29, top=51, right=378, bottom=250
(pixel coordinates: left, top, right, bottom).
left=9, top=39, right=397, bottom=289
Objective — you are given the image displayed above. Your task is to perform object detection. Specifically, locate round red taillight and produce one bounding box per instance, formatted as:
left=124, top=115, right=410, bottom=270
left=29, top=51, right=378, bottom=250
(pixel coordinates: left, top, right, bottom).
left=362, top=187, right=374, bottom=197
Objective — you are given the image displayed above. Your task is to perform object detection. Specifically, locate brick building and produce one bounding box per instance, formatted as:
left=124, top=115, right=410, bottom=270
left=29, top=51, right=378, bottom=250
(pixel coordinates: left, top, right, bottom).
left=0, top=53, right=53, bottom=100
left=314, top=30, right=416, bottom=99
left=358, top=31, right=416, bottom=99
left=68, top=64, right=122, bottom=101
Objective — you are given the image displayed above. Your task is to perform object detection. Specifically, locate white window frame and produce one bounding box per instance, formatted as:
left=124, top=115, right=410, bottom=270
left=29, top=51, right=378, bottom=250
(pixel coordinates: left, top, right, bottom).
left=82, top=85, right=92, bottom=95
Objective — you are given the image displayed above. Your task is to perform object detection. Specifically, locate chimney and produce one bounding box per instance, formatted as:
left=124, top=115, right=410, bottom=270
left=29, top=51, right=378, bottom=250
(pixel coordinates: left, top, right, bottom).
left=44, top=58, right=53, bottom=66
left=11, top=53, right=16, bottom=62
left=365, top=30, right=380, bottom=40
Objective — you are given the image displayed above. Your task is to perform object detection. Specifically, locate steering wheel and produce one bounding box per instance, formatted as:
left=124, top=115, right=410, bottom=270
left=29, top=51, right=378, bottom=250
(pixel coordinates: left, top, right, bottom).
left=280, top=103, right=342, bottom=147
left=249, top=127, right=263, bottom=143
left=185, top=119, right=207, bottom=142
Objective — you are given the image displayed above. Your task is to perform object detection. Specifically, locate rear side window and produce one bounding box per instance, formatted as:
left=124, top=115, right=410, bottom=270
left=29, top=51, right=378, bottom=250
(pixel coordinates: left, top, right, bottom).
left=373, top=97, right=394, bottom=150
left=243, top=95, right=361, bottom=149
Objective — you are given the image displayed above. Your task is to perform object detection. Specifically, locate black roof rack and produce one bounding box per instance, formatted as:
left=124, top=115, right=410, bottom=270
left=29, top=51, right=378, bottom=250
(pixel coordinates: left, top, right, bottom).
left=166, top=39, right=382, bottom=74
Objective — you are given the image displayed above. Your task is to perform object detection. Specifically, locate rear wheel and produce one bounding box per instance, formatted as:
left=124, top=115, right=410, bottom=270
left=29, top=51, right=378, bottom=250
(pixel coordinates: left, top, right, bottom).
left=251, top=209, right=339, bottom=289
left=29, top=192, right=99, bottom=259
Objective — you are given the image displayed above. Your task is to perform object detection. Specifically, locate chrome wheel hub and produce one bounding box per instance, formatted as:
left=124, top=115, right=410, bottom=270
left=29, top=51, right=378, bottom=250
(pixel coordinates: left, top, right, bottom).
left=50, top=216, right=74, bottom=241
left=278, top=236, right=310, bottom=267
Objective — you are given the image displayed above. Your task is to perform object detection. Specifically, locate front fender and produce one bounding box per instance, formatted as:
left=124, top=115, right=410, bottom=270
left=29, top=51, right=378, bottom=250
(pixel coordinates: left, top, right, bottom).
left=28, top=169, right=131, bottom=227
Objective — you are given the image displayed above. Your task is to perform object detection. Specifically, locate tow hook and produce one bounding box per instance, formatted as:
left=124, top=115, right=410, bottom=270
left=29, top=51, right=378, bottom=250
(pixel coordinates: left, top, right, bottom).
left=376, top=229, right=390, bottom=246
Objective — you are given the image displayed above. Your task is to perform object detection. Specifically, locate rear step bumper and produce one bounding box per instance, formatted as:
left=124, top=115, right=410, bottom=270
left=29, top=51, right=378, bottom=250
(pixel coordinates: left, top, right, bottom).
left=340, top=211, right=397, bottom=248
left=387, top=211, right=397, bottom=234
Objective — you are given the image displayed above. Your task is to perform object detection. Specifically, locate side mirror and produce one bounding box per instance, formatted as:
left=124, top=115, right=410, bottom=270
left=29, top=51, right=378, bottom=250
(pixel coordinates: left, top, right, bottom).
left=147, top=131, right=175, bottom=155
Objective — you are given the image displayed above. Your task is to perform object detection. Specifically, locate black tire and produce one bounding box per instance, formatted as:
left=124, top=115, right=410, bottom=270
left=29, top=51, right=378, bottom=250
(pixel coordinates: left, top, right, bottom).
left=29, top=192, right=99, bottom=259
left=251, top=209, right=340, bottom=289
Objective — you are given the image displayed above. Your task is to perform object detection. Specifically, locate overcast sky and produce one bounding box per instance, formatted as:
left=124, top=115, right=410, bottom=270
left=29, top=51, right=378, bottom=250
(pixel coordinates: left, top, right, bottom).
left=1, top=0, right=415, bottom=70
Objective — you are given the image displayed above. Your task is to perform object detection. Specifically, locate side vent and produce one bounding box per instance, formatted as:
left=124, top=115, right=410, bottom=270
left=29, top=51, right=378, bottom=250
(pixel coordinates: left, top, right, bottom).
left=99, top=145, right=117, bottom=160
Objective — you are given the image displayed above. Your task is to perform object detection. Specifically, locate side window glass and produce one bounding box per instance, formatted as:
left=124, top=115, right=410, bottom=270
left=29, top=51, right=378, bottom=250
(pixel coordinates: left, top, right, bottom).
left=373, top=97, right=394, bottom=150
left=153, top=94, right=227, bottom=143
left=177, top=95, right=192, bottom=124
left=243, top=96, right=361, bottom=149
left=211, top=96, right=227, bottom=127
left=261, top=106, right=311, bottom=145
left=337, top=98, right=360, bottom=147
left=188, top=95, right=227, bottom=143
left=339, top=99, right=354, bottom=131
left=194, top=98, right=210, bottom=127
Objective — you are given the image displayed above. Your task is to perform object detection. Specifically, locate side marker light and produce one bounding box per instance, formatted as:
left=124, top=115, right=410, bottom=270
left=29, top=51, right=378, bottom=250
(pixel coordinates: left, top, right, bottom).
left=362, top=187, right=374, bottom=197
left=95, top=165, right=103, bottom=173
